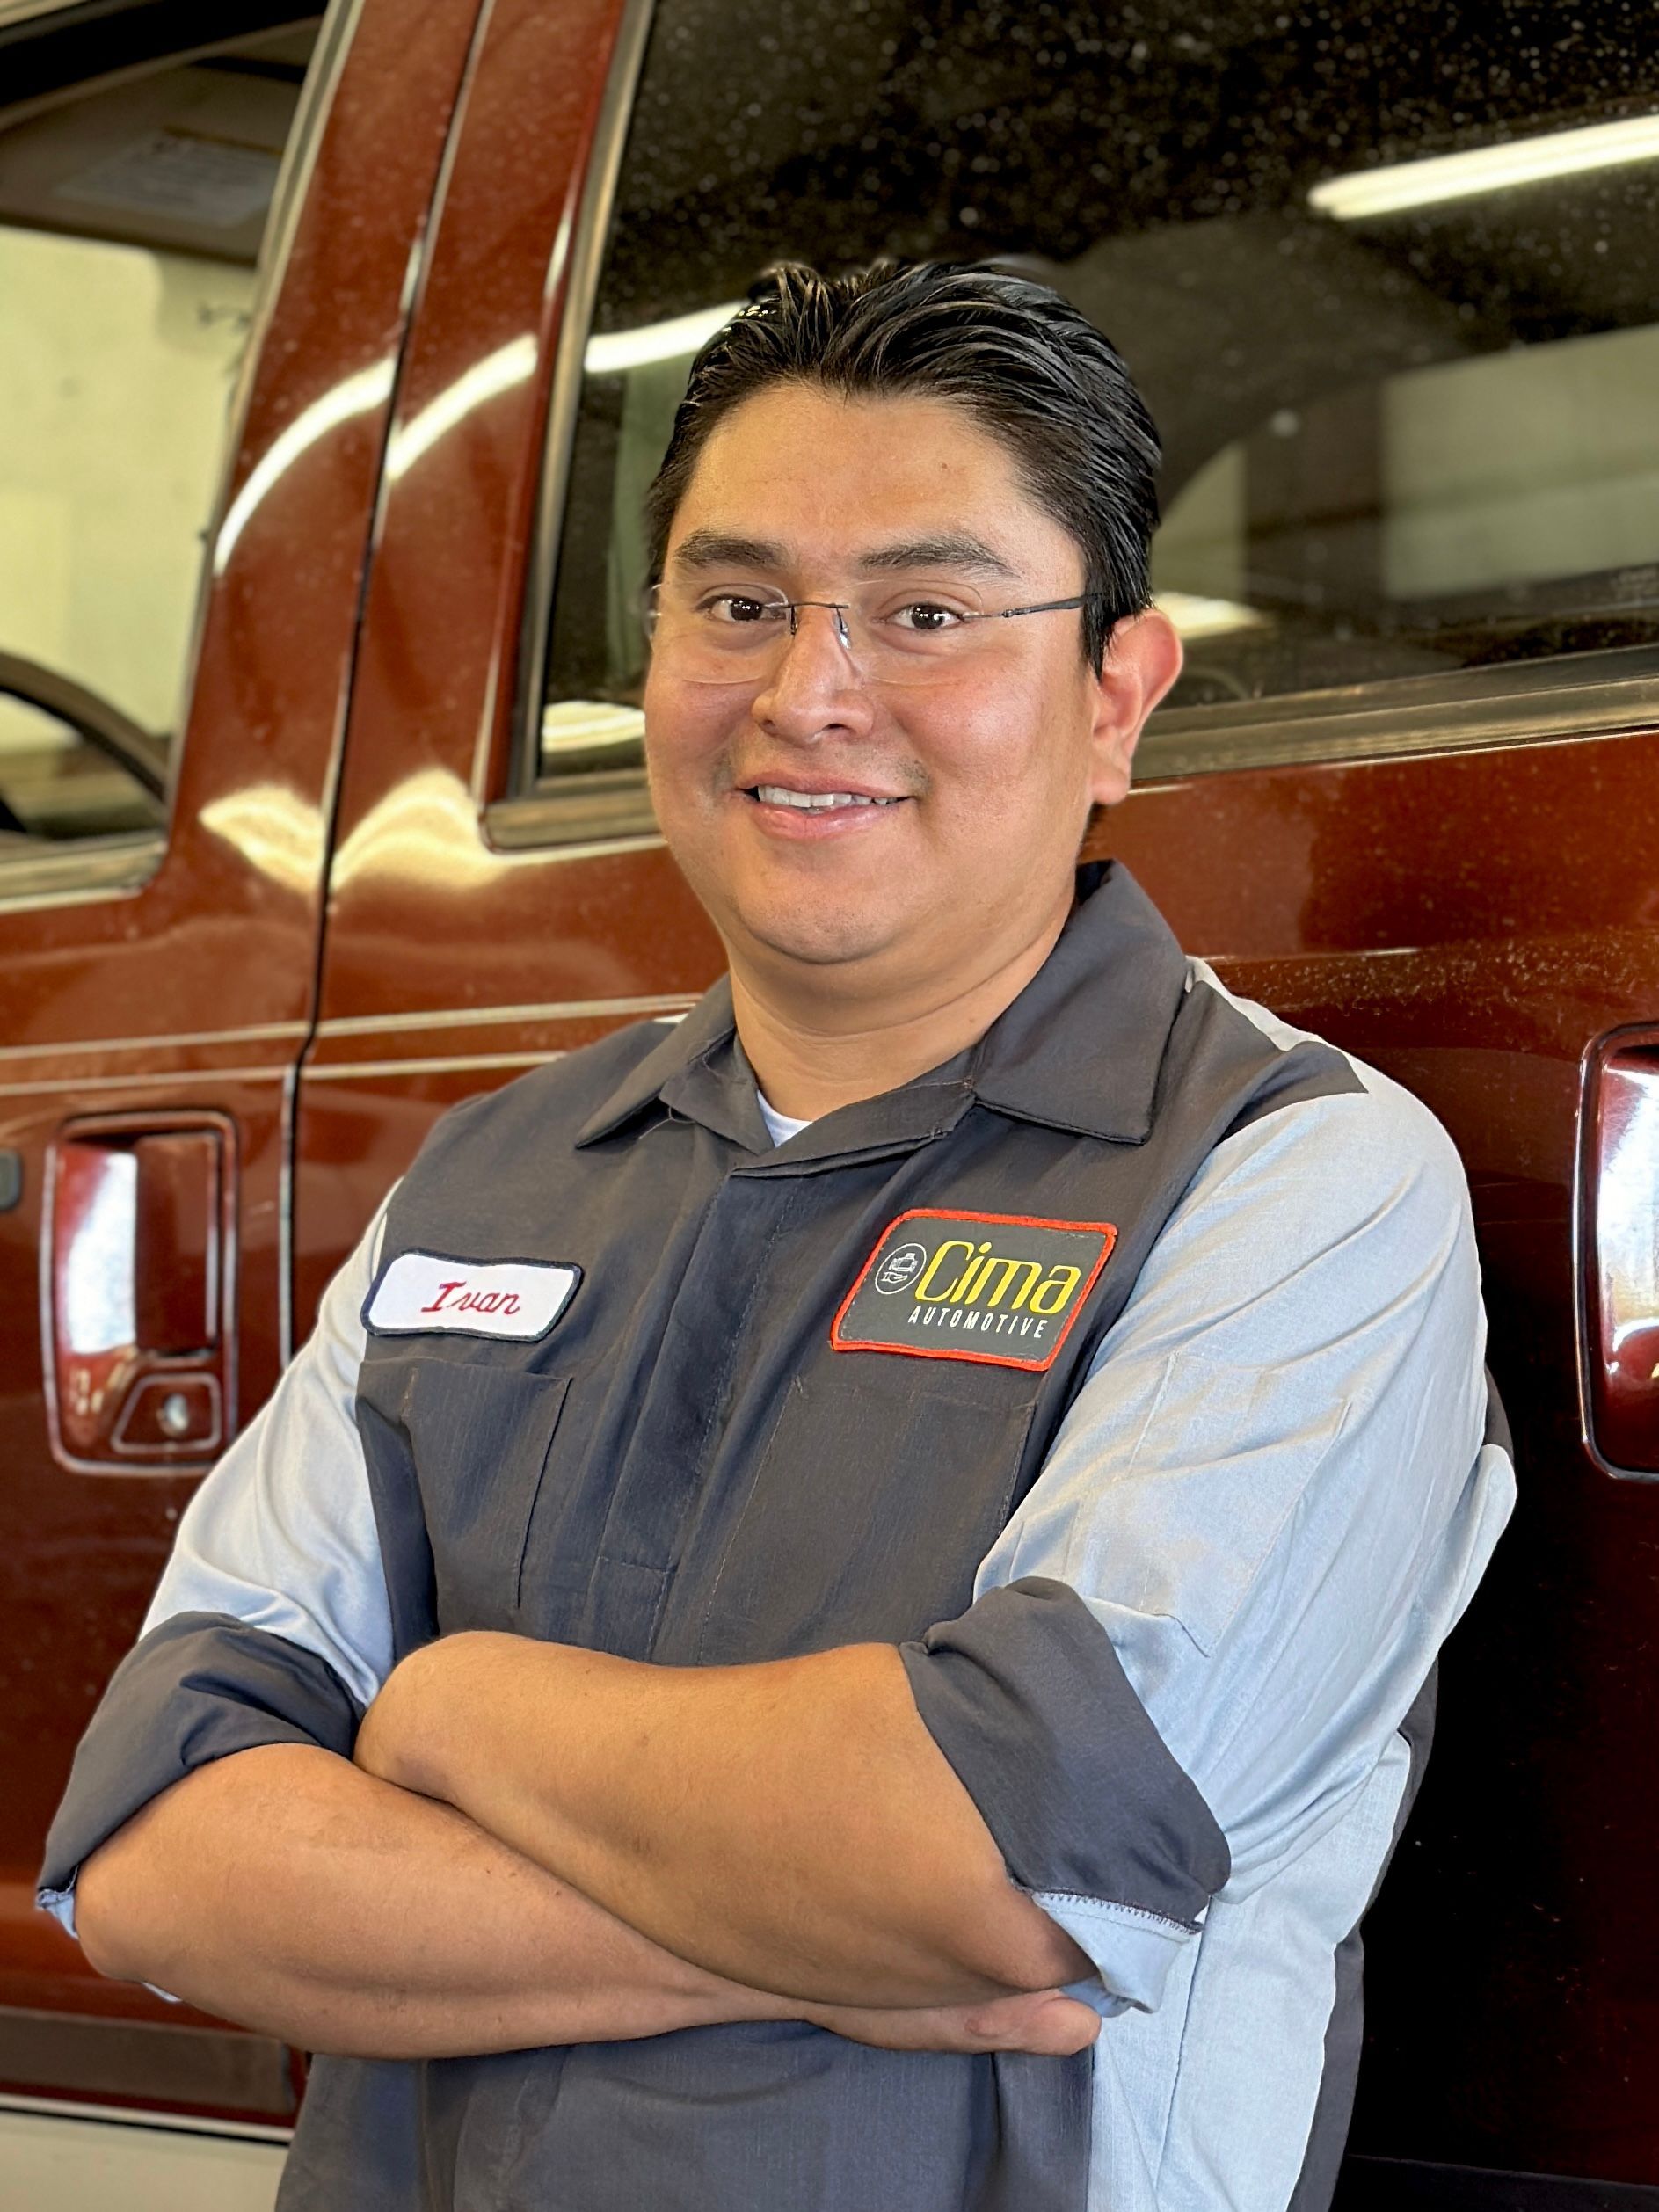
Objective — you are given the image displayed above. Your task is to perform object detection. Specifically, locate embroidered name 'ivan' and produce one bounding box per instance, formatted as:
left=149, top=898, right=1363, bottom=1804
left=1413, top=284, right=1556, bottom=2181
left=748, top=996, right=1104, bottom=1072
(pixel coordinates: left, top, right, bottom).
left=364, top=1251, right=581, bottom=1341
left=421, top=1281, right=522, bottom=1318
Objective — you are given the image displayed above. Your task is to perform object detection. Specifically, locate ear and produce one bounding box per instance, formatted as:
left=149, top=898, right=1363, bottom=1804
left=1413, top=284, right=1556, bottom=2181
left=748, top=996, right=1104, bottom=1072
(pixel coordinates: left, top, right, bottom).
left=1085, top=610, right=1184, bottom=808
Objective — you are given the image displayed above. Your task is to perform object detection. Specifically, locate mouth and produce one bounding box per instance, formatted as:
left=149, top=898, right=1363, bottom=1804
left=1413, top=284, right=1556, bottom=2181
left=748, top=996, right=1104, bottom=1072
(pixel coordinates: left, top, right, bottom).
left=741, top=782, right=907, bottom=813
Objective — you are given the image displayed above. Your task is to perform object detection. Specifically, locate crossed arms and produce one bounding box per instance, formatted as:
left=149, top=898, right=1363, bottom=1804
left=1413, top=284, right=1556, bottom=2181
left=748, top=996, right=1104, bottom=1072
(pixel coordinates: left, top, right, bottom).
left=75, top=1631, right=1096, bottom=2061
left=60, top=1078, right=1503, bottom=2074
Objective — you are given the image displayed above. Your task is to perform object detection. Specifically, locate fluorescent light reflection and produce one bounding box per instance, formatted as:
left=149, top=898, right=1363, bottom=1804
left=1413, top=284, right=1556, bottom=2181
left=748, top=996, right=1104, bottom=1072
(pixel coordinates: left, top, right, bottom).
left=64, top=1152, right=136, bottom=1355
left=585, top=302, right=743, bottom=377
left=200, top=783, right=324, bottom=896
left=388, top=336, right=538, bottom=482
left=1312, top=111, right=1659, bottom=220
left=1157, top=592, right=1267, bottom=639
left=331, top=767, right=548, bottom=892
left=215, top=360, right=396, bottom=571
left=541, top=700, right=644, bottom=757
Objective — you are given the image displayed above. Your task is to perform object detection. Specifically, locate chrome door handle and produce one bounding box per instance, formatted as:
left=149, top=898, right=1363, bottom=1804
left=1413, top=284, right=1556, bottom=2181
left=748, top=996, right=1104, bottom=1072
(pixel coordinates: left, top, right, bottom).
left=1581, top=1032, right=1659, bottom=1477
left=45, top=1113, right=235, bottom=1473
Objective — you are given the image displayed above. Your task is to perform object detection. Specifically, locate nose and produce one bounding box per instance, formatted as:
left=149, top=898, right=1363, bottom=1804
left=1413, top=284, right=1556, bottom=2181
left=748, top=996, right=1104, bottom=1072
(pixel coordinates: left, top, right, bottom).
left=750, top=602, right=874, bottom=743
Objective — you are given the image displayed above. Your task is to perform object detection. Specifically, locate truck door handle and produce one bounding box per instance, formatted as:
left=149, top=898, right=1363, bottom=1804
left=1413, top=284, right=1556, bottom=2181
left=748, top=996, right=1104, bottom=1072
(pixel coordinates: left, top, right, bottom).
left=1582, top=1032, right=1659, bottom=1477
left=46, top=1114, right=235, bottom=1472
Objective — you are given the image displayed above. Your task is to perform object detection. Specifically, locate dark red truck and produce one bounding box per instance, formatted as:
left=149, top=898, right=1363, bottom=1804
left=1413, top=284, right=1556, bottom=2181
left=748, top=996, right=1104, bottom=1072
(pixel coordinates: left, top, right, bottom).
left=2, top=0, right=1658, bottom=2200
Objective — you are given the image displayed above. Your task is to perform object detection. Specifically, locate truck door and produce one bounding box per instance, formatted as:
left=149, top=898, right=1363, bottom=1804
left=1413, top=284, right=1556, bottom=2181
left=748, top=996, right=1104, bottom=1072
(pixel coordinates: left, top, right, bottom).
left=296, top=0, right=1659, bottom=2194
left=0, top=0, right=480, bottom=2127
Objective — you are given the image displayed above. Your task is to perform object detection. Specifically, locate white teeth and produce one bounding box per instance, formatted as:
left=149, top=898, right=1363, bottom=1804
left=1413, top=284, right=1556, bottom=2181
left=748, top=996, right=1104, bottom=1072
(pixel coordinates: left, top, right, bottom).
left=753, top=785, right=897, bottom=810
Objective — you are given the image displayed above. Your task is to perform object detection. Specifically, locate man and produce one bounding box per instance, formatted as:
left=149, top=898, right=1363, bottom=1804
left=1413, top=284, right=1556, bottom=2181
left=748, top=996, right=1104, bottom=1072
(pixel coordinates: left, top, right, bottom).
left=41, top=261, right=1513, bottom=2210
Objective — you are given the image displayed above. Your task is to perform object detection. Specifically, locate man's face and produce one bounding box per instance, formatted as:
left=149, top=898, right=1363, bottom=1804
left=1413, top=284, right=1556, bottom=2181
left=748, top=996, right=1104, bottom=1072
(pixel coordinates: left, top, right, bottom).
left=644, top=383, right=1176, bottom=998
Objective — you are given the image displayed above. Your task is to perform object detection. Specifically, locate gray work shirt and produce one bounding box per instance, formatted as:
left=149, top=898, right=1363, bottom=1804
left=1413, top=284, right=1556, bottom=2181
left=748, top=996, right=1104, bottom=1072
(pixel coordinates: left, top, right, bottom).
left=40, top=864, right=1513, bottom=2210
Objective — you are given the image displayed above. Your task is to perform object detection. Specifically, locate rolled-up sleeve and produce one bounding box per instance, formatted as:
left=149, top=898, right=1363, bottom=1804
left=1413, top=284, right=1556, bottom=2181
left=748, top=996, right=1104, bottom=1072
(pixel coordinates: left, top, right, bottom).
left=37, top=1198, right=397, bottom=1935
left=900, top=1057, right=1514, bottom=2022
left=902, top=1578, right=1229, bottom=2011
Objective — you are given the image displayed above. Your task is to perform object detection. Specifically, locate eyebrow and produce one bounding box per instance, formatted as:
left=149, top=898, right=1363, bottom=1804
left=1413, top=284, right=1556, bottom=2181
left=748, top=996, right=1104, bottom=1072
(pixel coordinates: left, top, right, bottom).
left=671, top=531, right=788, bottom=572
left=855, top=534, right=1021, bottom=581
left=669, top=528, right=1022, bottom=581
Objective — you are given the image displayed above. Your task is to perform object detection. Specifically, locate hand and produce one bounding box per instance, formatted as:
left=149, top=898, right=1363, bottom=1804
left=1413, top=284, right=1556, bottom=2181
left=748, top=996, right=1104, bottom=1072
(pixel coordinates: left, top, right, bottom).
left=806, top=1986, right=1101, bottom=2057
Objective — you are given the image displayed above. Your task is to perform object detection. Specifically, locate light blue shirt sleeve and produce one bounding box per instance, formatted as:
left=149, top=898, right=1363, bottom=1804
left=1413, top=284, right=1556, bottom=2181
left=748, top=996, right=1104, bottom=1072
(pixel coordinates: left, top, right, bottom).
left=975, top=986, right=1514, bottom=2208
left=140, top=1194, right=397, bottom=1711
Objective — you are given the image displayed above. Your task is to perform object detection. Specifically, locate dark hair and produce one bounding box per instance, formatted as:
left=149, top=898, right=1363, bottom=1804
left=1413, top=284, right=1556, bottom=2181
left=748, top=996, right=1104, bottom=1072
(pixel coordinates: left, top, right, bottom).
left=644, top=259, right=1161, bottom=673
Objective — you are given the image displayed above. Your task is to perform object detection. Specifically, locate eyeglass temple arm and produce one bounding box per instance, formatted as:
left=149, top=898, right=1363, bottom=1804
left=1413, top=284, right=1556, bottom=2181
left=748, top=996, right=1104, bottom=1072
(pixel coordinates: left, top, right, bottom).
left=994, top=593, right=1111, bottom=621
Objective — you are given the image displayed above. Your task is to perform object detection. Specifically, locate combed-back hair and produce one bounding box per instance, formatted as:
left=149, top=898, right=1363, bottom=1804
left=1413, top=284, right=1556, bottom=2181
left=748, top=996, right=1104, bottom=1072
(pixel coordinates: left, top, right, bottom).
left=644, top=259, right=1161, bottom=673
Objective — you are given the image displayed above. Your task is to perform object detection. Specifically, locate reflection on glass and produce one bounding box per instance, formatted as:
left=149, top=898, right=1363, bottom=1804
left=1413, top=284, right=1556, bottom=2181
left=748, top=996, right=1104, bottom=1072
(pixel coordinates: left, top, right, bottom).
left=538, top=0, right=1659, bottom=778
left=0, top=23, right=318, bottom=842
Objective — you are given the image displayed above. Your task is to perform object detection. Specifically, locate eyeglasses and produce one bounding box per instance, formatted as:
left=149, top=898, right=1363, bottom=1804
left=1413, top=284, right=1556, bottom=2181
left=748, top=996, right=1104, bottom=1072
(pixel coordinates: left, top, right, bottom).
left=644, top=580, right=1110, bottom=688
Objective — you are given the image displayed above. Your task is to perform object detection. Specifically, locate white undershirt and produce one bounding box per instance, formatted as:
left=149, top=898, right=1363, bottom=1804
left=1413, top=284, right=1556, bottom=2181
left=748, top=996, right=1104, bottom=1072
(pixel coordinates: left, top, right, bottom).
left=757, top=1090, right=814, bottom=1146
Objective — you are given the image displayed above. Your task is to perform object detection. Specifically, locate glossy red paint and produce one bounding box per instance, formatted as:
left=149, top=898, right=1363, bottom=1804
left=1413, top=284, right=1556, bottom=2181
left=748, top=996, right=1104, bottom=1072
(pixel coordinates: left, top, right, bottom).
left=1105, top=731, right=1659, bottom=2179
left=4, top=0, right=1659, bottom=2187
left=0, top=0, right=484, bottom=2121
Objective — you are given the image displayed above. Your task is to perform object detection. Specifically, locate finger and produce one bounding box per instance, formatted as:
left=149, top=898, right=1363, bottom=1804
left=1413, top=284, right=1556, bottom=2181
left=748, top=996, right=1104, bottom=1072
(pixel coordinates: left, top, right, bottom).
left=962, top=1991, right=1101, bottom=2056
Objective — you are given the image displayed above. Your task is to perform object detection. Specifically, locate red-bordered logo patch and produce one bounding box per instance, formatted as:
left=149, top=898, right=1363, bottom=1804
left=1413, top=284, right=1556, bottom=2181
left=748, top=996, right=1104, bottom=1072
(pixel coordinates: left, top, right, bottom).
left=831, top=1208, right=1117, bottom=1372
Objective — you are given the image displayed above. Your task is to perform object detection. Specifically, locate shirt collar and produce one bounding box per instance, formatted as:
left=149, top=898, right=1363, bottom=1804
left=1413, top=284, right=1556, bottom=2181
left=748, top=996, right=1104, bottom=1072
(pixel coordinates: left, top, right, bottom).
left=573, top=861, right=1190, bottom=1154
left=968, top=860, right=1191, bottom=1144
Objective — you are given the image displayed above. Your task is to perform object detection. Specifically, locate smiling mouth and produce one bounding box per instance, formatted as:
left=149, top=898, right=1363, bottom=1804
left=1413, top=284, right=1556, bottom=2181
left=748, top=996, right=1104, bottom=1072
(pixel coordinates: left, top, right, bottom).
left=746, top=784, right=905, bottom=811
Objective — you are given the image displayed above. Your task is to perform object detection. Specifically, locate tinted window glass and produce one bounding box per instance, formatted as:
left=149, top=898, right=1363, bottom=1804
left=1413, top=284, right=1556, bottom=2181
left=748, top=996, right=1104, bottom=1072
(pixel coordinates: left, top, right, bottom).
left=534, top=0, right=1659, bottom=785
left=0, top=18, right=320, bottom=847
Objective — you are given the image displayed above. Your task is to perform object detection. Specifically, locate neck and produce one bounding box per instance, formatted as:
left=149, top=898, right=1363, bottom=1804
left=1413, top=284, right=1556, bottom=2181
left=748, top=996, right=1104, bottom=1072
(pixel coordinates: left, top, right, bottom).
left=731, top=889, right=1075, bottom=1122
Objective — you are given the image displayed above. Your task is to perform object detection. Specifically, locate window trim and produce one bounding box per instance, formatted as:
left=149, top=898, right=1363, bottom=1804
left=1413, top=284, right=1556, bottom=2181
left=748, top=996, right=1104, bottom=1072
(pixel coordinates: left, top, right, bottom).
left=1135, top=643, right=1659, bottom=783
left=506, top=0, right=1659, bottom=840
left=0, top=832, right=163, bottom=911
left=491, top=0, right=659, bottom=850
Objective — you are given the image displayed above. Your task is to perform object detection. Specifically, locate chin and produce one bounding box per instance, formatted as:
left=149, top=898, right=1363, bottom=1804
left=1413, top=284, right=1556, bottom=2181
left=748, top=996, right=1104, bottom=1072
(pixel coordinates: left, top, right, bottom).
left=740, top=901, right=897, bottom=971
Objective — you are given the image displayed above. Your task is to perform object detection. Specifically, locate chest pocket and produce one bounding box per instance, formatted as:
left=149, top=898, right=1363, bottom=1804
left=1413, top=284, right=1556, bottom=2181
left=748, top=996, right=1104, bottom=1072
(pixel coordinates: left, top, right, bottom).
left=694, top=1364, right=1040, bottom=1664
left=401, top=1358, right=571, bottom=1635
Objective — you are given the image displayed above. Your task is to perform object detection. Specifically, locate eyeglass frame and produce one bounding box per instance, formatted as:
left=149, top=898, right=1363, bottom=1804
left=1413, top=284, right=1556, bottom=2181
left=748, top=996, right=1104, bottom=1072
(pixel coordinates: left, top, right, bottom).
left=641, top=585, right=1117, bottom=649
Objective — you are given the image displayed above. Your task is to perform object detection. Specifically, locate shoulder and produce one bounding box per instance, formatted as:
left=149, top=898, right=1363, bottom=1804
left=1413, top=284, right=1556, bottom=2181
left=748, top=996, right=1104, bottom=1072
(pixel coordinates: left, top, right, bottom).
left=1134, top=964, right=1477, bottom=1351
left=1181, top=959, right=1468, bottom=1224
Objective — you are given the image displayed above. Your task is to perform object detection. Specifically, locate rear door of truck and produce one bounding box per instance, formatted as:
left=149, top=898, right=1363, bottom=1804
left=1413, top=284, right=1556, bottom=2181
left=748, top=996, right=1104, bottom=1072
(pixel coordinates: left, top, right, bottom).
left=0, top=0, right=481, bottom=2132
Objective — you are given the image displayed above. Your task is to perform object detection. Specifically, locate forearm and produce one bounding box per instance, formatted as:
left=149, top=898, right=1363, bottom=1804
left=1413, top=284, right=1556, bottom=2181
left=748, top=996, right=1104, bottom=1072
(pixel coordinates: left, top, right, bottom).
left=74, top=1743, right=787, bottom=2058
left=358, top=1636, right=1088, bottom=2009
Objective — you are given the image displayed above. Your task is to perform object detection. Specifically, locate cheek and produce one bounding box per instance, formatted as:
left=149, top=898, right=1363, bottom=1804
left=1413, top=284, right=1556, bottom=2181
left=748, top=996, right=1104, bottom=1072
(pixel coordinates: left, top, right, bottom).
left=918, top=688, right=1081, bottom=818
left=643, top=680, right=733, bottom=800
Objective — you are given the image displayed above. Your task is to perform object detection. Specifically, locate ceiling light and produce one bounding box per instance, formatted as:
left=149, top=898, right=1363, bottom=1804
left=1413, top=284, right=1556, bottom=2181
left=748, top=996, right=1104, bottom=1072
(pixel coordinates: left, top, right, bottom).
left=1310, top=111, right=1659, bottom=220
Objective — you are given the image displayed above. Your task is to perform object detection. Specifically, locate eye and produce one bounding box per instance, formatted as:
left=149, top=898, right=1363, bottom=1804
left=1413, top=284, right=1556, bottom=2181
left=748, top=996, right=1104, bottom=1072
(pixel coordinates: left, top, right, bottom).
left=702, top=593, right=786, bottom=626
left=887, top=600, right=970, bottom=635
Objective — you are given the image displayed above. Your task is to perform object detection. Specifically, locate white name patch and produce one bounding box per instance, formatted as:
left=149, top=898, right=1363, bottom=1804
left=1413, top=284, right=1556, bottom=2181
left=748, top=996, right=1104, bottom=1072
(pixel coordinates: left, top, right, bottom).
left=364, top=1251, right=581, bottom=1341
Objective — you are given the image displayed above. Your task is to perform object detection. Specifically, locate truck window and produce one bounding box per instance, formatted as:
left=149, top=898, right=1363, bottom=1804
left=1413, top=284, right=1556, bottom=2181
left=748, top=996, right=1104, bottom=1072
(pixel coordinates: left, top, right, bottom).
left=0, top=8, right=323, bottom=857
left=523, top=0, right=1659, bottom=829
